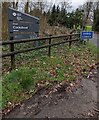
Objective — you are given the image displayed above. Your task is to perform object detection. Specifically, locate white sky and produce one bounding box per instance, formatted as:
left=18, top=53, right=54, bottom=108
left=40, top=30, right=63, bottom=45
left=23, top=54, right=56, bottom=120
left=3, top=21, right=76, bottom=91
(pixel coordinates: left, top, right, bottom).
left=71, top=0, right=86, bottom=9
left=48, top=0, right=87, bottom=11
left=18, top=0, right=87, bottom=12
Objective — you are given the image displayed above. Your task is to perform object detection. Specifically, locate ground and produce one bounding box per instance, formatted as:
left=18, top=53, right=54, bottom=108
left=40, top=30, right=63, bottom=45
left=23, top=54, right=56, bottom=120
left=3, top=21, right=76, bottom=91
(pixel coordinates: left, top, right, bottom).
left=3, top=69, right=98, bottom=119
left=2, top=34, right=98, bottom=119
left=91, top=33, right=99, bottom=47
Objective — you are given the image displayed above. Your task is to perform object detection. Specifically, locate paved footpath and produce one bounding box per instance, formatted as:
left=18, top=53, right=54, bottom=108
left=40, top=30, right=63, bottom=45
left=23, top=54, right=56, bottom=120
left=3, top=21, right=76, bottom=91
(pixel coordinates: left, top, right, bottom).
left=3, top=72, right=98, bottom=119
left=90, top=33, right=99, bottom=47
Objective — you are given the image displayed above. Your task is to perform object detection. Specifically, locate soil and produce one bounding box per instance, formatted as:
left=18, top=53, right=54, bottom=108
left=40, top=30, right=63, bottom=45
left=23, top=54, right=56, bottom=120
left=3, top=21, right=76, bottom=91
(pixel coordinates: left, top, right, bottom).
left=2, top=69, right=98, bottom=119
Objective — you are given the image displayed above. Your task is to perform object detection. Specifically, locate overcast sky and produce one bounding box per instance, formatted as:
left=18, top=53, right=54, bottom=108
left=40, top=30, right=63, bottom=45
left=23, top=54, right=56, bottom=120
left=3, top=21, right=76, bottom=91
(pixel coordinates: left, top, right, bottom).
left=48, top=0, right=87, bottom=11
left=58, top=0, right=86, bottom=10
left=71, top=0, right=86, bottom=9
left=19, top=0, right=87, bottom=12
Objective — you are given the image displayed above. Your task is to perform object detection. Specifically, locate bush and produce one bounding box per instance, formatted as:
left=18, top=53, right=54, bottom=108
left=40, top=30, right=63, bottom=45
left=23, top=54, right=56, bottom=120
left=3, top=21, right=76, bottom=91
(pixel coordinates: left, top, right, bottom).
left=3, top=67, right=36, bottom=90
left=2, top=67, right=36, bottom=108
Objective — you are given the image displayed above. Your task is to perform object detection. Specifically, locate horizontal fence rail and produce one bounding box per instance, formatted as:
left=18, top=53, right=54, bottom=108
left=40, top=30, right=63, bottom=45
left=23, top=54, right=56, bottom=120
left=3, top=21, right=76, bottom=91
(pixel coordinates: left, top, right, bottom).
left=1, top=33, right=80, bottom=71
left=0, top=33, right=79, bottom=45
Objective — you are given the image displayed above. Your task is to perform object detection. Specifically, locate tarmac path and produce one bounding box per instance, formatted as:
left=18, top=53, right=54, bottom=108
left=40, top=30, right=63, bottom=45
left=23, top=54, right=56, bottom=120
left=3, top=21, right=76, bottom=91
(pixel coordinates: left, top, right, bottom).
left=90, top=33, right=99, bottom=47
left=3, top=71, right=98, bottom=119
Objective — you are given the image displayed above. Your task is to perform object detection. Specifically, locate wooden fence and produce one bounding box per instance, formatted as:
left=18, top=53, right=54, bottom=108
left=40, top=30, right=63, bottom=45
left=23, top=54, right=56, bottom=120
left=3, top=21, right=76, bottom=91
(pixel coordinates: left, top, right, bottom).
left=0, top=33, right=80, bottom=70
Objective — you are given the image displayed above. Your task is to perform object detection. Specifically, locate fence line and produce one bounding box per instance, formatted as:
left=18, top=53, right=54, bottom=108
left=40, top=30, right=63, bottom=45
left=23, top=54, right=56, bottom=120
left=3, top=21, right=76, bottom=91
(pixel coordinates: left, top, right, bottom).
left=1, top=33, right=80, bottom=70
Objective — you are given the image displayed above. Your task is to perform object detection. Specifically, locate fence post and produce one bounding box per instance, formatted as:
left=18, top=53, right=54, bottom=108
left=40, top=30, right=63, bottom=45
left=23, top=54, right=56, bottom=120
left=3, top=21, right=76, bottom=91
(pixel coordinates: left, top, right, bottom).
left=69, top=35, right=72, bottom=48
left=10, top=37, right=15, bottom=71
left=48, top=36, right=51, bottom=57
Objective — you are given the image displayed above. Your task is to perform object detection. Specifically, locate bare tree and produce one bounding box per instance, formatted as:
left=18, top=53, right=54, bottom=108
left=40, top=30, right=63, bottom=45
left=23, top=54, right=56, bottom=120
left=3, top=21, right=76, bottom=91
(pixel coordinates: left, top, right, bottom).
left=81, top=1, right=93, bottom=29
left=2, top=1, right=19, bottom=40
left=25, top=0, right=29, bottom=13
left=29, top=0, right=49, bottom=14
left=0, top=3, right=2, bottom=40
left=59, top=0, right=72, bottom=11
left=10, top=0, right=19, bottom=9
left=2, top=2, right=10, bottom=40
left=92, top=1, right=99, bottom=31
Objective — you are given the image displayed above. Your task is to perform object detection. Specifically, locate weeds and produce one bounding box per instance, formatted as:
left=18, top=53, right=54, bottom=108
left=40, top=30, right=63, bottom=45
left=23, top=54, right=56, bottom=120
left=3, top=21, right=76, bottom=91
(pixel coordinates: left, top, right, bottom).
left=2, top=42, right=97, bottom=110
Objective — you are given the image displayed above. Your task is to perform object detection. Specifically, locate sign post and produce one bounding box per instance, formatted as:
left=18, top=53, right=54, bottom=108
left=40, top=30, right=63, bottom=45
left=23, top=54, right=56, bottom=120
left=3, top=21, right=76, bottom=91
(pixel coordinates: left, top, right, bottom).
left=8, top=8, right=40, bottom=70
left=80, top=31, right=93, bottom=40
left=8, top=7, right=39, bottom=47
left=10, top=36, right=15, bottom=70
left=80, top=31, right=94, bottom=44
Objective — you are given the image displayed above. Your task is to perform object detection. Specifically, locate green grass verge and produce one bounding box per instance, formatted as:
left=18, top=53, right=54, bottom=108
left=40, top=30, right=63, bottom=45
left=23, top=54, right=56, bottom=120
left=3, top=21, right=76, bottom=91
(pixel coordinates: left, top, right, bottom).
left=2, top=41, right=97, bottom=110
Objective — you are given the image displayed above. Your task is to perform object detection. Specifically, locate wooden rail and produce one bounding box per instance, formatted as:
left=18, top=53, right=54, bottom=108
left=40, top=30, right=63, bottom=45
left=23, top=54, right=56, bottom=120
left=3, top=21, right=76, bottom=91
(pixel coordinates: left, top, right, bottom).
left=1, top=33, right=80, bottom=70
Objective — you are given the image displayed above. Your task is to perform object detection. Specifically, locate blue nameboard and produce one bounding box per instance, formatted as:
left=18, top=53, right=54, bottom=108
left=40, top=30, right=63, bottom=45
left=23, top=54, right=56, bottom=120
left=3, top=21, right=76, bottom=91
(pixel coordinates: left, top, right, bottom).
left=80, top=31, right=93, bottom=40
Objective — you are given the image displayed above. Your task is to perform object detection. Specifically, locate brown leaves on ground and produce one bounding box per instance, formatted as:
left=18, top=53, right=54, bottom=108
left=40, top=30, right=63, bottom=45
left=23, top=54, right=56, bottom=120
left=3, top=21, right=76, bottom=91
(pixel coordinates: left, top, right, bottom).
left=2, top=43, right=98, bottom=115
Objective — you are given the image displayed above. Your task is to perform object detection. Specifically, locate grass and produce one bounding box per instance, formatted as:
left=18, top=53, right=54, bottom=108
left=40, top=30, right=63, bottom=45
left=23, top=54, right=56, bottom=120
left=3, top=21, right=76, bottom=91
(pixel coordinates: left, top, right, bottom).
left=2, top=41, right=97, bottom=110
left=2, top=67, right=37, bottom=109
